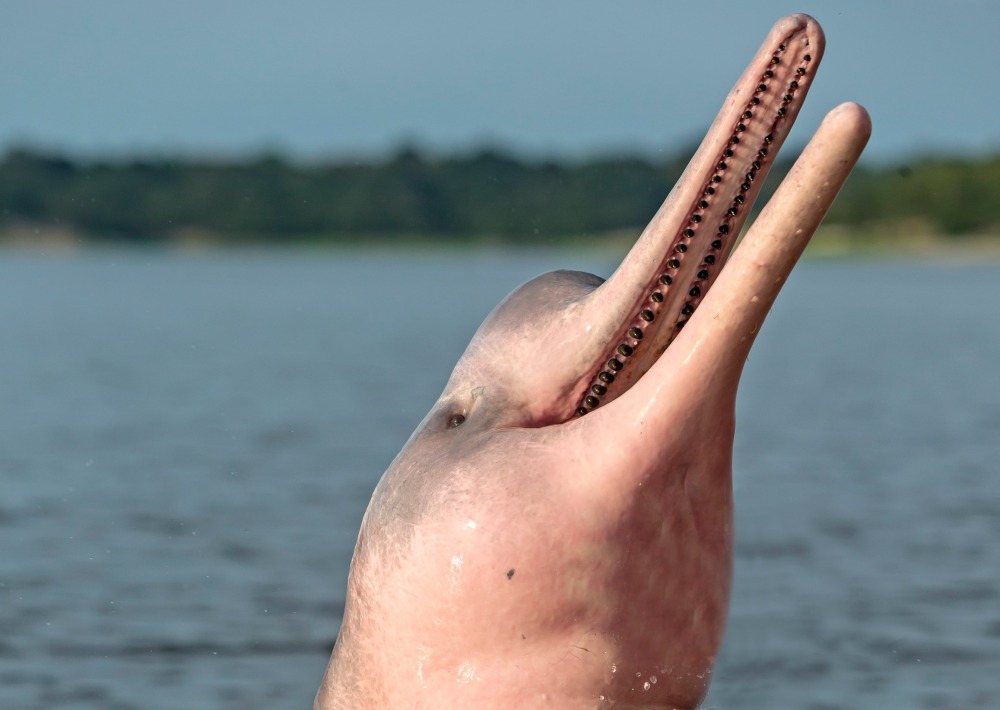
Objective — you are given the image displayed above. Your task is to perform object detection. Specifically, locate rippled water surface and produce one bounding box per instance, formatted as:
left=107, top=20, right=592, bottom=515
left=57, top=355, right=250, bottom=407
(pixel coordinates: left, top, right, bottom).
left=1, top=251, right=998, bottom=709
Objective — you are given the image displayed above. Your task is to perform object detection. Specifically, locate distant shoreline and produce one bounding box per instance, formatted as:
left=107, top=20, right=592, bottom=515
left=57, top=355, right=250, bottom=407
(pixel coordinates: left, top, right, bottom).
left=3, top=148, right=998, bottom=249
left=2, top=224, right=999, bottom=262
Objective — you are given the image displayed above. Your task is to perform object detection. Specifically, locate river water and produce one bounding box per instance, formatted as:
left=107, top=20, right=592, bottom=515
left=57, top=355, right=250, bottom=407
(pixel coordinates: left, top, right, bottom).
left=1, top=250, right=998, bottom=709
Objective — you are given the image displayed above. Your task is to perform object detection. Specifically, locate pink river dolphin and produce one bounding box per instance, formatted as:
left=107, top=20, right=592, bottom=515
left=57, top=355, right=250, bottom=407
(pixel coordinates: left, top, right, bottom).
left=316, top=14, right=870, bottom=709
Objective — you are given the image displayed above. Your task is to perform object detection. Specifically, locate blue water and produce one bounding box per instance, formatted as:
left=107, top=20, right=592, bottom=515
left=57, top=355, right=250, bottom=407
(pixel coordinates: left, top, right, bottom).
left=1, top=251, right=998, bottom=709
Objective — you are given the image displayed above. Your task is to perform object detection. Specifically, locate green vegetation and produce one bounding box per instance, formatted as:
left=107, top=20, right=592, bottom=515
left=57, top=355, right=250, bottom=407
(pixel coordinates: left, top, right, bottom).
left=0, top=145, right=997, bottom=247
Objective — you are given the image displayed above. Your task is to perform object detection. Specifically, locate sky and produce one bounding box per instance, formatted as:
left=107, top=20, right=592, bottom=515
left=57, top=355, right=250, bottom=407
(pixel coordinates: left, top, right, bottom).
left=0, top=0, right=996, bottom=164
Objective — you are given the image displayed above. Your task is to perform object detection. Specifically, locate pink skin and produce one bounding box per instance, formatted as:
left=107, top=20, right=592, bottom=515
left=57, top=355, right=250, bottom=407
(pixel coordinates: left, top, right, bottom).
left=316, top=14, right=870, bottom=710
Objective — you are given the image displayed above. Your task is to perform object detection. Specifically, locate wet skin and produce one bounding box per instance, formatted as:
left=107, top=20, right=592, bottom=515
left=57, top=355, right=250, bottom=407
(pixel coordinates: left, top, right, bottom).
left=316, top=14, right=870, bottom=710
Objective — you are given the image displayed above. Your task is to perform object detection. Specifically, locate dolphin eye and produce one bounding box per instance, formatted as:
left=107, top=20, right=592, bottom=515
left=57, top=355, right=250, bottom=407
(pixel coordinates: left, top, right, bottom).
left=447, top=413, right=466, bottom=428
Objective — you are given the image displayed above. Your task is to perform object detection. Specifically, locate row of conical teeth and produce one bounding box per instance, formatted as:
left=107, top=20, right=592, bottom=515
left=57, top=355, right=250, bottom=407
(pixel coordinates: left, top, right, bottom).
left=576, top=38, right=814, bottom=417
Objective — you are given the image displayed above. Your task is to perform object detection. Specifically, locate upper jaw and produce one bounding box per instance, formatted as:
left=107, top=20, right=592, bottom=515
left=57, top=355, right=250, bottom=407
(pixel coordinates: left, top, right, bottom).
left=566, top=14, right=826, bottom=420
left=435, top=15, right=828, bottom=433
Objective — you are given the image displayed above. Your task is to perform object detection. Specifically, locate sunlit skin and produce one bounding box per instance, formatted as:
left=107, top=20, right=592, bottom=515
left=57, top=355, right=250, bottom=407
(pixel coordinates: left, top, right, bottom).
left=316, top=14, right=870, bottom=710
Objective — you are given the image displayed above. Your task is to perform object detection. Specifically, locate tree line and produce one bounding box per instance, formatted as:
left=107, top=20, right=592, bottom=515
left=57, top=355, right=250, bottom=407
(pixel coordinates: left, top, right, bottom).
left=0, top=145, right=996, bottom=244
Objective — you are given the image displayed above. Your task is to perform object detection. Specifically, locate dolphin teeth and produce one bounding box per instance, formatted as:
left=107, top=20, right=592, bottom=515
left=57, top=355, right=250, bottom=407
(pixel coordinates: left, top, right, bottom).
left=574, top=26, right=818, bottom=417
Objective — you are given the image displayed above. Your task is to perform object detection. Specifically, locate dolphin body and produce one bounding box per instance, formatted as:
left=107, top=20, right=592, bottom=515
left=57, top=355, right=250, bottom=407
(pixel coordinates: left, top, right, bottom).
left=316, top=14, right=870, bottom=710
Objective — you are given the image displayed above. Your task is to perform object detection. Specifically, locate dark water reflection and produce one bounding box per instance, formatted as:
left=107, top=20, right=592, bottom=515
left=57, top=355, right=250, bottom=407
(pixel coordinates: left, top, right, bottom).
left=1, top=252, right=997, bottom=709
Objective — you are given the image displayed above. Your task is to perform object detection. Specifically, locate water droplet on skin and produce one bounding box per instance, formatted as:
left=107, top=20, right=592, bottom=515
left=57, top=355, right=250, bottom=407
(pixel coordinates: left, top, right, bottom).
left=643, top=681, right=651, bottom=691
left=457, top=662, right=477, bottom=683
left=449, top=554, right=463, bottom=595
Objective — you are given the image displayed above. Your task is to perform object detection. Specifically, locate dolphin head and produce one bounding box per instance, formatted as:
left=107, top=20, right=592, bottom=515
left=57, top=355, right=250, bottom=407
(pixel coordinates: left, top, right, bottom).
left=318, top=13, right=870, bottom=709
left=430, top=14, right=827, bottom=430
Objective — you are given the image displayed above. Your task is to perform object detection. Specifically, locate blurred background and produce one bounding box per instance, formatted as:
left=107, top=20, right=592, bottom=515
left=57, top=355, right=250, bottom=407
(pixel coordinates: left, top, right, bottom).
left=1, top=0, right=998, bottom=250
left=1, top=1, right=998, bottom=708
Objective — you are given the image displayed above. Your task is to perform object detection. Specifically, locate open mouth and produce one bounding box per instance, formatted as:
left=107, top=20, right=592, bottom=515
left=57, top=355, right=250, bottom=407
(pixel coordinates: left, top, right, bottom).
left=573, top=15, right=824, bottom=417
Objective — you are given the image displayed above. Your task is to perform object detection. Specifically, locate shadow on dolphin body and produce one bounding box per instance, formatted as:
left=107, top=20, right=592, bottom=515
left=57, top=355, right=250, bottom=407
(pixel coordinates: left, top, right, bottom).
left=317, top=13, right=870, bottom=710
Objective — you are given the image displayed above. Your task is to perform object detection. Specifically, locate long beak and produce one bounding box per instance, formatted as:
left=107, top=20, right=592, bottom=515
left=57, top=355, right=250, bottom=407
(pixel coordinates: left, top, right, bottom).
left=595, top=102, right=872, bottom=450
left=572, top=14, right=828, bottom=417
